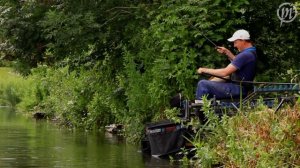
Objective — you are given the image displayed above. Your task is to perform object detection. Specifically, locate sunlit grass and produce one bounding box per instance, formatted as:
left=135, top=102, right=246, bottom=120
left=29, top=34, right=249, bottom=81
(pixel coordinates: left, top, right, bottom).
left=0, top=67, right=27, bottom=107
left=0, top=67, right=24, bottom=85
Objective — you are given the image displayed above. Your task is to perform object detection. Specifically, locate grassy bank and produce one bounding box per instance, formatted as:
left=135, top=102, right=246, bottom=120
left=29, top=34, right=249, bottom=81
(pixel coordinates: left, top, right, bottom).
left=192, top=100, right=300, bottom=167
left=0, top=67, right=23, bottom=85
left=1, top=66, right=300, bottom=167
left=0, top=67, right=26, bottom=107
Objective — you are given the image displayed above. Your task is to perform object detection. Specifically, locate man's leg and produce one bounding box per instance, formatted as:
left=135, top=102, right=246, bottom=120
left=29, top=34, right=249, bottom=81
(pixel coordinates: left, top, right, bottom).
left=196, top=79, right=245, bottom=100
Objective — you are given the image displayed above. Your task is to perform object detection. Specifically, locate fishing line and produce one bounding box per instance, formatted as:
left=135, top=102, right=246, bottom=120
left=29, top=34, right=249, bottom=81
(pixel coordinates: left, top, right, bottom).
left=201, top=33, right=219, bottom=48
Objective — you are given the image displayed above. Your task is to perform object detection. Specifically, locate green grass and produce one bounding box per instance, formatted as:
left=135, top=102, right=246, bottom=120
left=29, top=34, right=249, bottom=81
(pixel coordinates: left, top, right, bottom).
left=0, top=67, right=27, bottom=107
left=192, top=102, right=300, bottom=167
left=0, top=67, right=24, bottom=84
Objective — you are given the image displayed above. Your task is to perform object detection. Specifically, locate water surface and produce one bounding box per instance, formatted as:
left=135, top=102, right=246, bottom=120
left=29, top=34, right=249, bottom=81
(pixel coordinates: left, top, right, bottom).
left=0, top=108, right=177, bottom=168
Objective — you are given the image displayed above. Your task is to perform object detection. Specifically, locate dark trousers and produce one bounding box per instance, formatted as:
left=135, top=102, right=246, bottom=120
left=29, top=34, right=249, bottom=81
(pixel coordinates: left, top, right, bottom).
left=196, top=79, right=248, bottom=100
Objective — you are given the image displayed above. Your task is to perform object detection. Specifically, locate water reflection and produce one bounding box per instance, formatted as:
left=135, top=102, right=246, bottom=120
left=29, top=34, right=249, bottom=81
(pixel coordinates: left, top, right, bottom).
left=0, top=108, right=178, bottom=168
left=143, top=154, right=183, bottom=168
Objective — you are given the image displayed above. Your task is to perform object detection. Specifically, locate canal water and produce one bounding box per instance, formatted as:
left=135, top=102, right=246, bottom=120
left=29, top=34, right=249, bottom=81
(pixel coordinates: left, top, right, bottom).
left=0, top=108, right=178, bottom=168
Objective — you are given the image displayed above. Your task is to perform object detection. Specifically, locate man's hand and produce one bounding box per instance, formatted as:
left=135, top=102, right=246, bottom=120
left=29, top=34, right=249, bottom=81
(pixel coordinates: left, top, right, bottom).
left=216, top=46, right=235, bottom=60
left=197, top=67, right=207, bottom=74
left=216, top=47, right=229, bottom=54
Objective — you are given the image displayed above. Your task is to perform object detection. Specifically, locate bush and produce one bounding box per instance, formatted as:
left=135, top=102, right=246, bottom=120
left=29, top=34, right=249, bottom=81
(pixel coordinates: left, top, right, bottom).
left=21, top=64, right=126, bottom=130
left=192, top=101, right=300, bottom=167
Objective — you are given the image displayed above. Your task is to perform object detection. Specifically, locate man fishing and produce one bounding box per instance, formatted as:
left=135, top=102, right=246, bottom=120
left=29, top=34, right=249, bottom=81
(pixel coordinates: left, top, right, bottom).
left=196, top=29, right=257, bottom=101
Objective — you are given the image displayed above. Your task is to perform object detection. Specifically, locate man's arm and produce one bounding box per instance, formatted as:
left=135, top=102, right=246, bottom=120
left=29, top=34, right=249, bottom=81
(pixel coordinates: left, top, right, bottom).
left=217, top=47, right=235, bottom=61
left=197, top=64, right=237, bottom=77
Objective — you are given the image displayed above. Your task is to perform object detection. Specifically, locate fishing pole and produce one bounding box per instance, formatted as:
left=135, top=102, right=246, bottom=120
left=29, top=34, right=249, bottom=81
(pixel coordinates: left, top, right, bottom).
left=201, top=33, right=220, bottom=49
left=189, top=23, right=221, bottom=49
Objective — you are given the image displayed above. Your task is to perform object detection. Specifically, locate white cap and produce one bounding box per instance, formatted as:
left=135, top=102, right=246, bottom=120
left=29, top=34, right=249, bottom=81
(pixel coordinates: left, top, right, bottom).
left=227, top=29, right=250, bottom=42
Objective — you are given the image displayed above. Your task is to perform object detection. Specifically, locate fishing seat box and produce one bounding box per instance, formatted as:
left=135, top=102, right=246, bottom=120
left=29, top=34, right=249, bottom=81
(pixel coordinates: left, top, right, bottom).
left=145, top=120, right=187, bottom=157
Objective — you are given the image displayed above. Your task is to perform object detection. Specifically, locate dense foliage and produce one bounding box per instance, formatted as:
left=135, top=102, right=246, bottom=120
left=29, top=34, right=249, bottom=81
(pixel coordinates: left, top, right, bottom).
left=0, top=0, right=299, bottom=143
left=0, top=0, right=299, bottom=167
left=192, top=99, right=300, bottom=167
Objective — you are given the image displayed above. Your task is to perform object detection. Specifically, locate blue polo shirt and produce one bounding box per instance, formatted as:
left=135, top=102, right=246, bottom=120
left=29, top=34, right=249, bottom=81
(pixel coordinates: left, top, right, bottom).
left=230, top=47, right=257, bottom=81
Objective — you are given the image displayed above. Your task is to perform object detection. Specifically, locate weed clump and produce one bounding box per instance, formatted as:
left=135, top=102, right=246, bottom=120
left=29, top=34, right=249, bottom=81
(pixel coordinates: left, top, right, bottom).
left=192, top=101, right=300, bottom=167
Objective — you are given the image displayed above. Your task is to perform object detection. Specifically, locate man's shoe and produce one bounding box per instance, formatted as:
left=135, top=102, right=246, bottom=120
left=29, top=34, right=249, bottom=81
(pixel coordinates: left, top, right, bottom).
left=195, top=100, right=204, bottom=104
left=191, top=100, right=204, bottom=107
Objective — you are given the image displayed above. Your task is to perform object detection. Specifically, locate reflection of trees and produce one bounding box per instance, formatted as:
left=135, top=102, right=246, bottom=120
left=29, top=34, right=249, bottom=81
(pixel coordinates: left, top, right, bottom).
left=0, top=108, right=54, bottom=167
left=0, top=126, right=37, bottom=167
left=0, top=108, right=148, bottom=167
